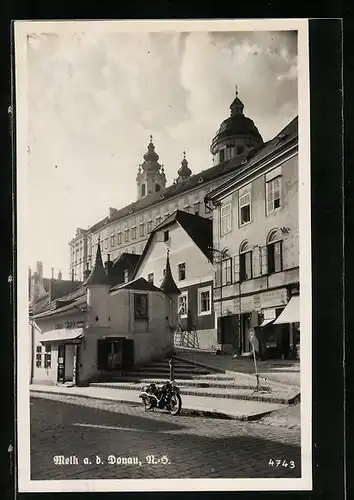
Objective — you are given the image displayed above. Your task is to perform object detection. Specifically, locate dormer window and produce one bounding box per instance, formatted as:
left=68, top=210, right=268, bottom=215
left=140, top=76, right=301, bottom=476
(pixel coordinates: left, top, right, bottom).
left=155, top=183, right=161, bottom=192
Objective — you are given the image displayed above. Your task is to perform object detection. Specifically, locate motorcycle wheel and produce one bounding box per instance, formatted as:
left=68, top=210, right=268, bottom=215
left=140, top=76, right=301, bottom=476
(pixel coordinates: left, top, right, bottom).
left=168, top=393, right=182, bottom=416
left=141, top=396, right=153, bottom=411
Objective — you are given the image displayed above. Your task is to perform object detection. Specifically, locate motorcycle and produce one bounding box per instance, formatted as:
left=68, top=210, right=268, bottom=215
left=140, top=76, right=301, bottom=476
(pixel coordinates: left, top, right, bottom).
left=139, top=359, right=182, bottom=416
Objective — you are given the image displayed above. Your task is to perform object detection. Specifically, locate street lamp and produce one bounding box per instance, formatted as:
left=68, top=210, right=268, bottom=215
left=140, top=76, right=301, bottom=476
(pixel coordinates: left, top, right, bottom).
left=208, top=246, right=229, bottom=350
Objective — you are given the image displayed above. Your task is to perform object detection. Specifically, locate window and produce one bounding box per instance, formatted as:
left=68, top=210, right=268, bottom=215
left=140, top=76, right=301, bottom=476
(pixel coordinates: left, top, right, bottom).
left=134, top=293, right=148, bottom=318
left=267, top=233, right=283, bottom=274
left=178, top=292, right=188, bottom=317
left=123, top=269, right=129, bottom=283
left=239, top=192, right=251, bottom=225
left=131, top=218, right=136, bottom=227
left=219, top=149, right=225, bottom=162
left=117, top=232, right=122, bottom=245
left=105, top=238, right=108, bottom=249
left=156, top=216, right=161, bottom=226
left=178, top=262, right=186, bottom=281
left=139, top=224, right=145, bottom=237
left=155, top=183, right=161, bottom=192
left=36, top=345, right=42, bottom=368
left=220, top=203, right=232, bottom=235
left=139, top=215, right=144, bottom=223
left=221, top=258, right=232, bottom=285
left=194, top=202, right=200, bottom=215
left=147, top=272, right=154, bottom=284
left=141, top=184, right=146, bottom=197
left=147, top=221, right=152, bottom=233
left=147, top=211, right=152, bottom=220
left=198, top=286, right=211, bottom=315
left=237, top=145, right=244, bottom=155
left=132, top=228, right=137, bottom=240
left=266, top=177, right=282, bottom=214
left=124, top=230, right=129, bottom=242
left=44, top=344, right=52, bottom=368
left=240, top=242, right=253, bottom=281
left=110, top=234, right=115, bottom=247
left=164, top=212, right=169, bottom=220
left=131, top=247, right=135, bottom=254
left=164, top=230, right=169, bottom=242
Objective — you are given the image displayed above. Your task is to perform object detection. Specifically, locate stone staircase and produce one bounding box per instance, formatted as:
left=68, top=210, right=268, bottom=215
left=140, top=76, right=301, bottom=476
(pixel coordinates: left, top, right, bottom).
left=90, top=356, right=300, bottom=406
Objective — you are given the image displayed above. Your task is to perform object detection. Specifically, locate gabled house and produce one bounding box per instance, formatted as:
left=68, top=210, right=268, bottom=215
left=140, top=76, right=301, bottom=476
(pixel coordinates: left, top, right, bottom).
left=205, top=116, right=300, bottom=359
left=30, top=241, right=179, bottom=386
left=133, top=210, right=217, bottom=350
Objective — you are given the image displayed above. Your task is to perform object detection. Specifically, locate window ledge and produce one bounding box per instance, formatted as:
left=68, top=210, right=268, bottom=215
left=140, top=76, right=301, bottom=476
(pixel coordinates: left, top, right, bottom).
left=198, top=311, right=212, bottom=316
left=239, top=220, right=252, bottom=227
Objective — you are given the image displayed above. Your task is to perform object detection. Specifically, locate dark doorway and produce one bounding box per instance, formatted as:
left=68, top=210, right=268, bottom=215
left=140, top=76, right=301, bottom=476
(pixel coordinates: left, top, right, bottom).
left=218, top=314, right=239, bottom=351
left=57, top=344, right=65, bottom=383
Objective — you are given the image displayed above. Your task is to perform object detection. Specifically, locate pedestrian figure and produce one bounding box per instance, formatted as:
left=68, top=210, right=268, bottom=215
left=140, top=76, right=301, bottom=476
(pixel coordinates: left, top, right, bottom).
left=169, top=357, right=175, bottom=382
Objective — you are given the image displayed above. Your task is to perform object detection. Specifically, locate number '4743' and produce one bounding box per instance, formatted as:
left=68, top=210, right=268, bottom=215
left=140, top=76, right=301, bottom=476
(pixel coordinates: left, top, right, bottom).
left=268, top=459, right=296, bottom=468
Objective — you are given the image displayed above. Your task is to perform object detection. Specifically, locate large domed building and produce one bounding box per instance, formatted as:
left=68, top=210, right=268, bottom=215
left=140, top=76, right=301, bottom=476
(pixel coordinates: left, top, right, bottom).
left=69, top=90, right=265, bottom=281
left=210, top=88, right=264, bottom=164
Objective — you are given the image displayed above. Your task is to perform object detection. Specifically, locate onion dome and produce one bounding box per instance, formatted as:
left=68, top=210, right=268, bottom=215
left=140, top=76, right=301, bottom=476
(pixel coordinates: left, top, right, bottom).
left=160, top=250, right=180, bottom=295
left=85, top=238, right=110, bottom=286
left=211, top=87, right=263, bottom=155
left=177, top=151, right=192, bottom=180
left=142, top=135, right=160, bottom=169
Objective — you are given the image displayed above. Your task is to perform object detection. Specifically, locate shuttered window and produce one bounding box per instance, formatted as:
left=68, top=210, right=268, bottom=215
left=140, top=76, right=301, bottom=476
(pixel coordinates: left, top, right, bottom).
left=240, top=251, right=252, bottom=281
left=220, top=203, right=232, bottom=235
left=134, top=293, right=148, bottom=319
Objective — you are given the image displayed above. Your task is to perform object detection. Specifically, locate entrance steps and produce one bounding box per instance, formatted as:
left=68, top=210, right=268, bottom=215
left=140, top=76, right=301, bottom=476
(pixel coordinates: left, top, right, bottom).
left=90, top=356, right=299, bottom=406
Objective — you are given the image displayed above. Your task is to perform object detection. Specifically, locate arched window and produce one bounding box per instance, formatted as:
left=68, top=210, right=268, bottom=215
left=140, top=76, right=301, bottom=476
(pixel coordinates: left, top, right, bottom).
left=240, top=241, right=252, bottom=281
left=141, top=184, right=146, bottom=197
left=267, top=229, right=283, bottom=274
left=155, top=183, right=161, bottom=192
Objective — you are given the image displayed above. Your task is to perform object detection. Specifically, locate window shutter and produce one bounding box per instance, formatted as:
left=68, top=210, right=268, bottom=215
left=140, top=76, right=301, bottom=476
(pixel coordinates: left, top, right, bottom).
left=261, top=246, right=268, bottom=275
left=234, top=255, right=240, bottom=283
left=97, top=339, right=108, bottom=370
left=122, top=339, right=135, bottom=371
left=253, top=246, right=262, bottom=278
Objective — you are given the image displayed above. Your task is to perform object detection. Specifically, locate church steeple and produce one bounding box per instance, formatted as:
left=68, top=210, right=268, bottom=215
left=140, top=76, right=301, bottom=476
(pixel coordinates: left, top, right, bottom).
left=136, top=135, right=167, bottom=199
left=230, top=85, right=244, bottom=116
left=176, top=151, right=192, bottom=183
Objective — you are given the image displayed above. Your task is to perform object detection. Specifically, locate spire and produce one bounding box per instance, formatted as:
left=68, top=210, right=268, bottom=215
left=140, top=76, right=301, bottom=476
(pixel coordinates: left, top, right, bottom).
left=230, top=85, right=244, bottom=117
left=160, top=249, right=180, bottom=295
left=143, top=134, right=160, bottom=163
left=85, top=238, right=110, bottom=286
left=177, top=151, right=192, bottom=181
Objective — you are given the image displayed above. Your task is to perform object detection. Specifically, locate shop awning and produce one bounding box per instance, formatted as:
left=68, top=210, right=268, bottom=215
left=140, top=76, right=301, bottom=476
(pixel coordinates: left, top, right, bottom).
left=274, top=296, right=300, bottom=325
left=259, top=318, right=275, bottom=327
left=39, top=328, right=84, bottom=343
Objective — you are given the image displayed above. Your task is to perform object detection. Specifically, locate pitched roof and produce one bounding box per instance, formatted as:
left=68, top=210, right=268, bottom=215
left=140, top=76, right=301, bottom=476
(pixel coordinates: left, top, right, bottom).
left=110, top=277, right=162, bottom=293
left=112, top=252, right=141, bottom=268
left=85, top=240, right=110, bottom=286
left=87, top=153, right=252, bottom=234
left=160, top=251, right=180, bottom=295
left=133, top=210, right=213, bottom=278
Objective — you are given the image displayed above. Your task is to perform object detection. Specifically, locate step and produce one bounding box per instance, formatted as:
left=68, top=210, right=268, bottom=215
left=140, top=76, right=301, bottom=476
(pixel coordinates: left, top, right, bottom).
left=90, top=382, right=298, bottom=405
left=99, top=377, right=270, bottom=391
left=125, top=369, right=211, bottom=378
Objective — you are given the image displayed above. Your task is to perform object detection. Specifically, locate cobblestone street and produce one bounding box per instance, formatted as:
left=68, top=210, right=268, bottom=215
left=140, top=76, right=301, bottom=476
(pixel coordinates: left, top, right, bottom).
left=30, top=394, right=301, bottom=480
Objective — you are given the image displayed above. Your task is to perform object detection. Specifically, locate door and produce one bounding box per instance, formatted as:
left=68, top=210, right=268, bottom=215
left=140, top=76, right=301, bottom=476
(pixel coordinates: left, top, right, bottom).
left=64, top=344, right=75, bottom=381
left=122, top=339, right=135, bottom=371
left=218, top=315, right=240, bottom=351
left=107, top=340, right=124, bottom=370
left=240, top=314, right=252, bottom=354
left=57, top=344, right=66, bottom=383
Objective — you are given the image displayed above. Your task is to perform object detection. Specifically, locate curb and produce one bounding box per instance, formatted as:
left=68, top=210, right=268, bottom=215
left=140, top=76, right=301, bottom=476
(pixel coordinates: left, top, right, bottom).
left=89, top=382, right=298, bottom=405
left=30, top=389, right=279, bottom=422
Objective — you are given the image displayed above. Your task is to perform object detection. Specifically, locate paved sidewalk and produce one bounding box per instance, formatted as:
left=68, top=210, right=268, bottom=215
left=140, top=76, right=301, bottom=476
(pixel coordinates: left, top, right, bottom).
left=30, top=384, right=284, bottom=421
left=174, top=349, right=301, bottom=387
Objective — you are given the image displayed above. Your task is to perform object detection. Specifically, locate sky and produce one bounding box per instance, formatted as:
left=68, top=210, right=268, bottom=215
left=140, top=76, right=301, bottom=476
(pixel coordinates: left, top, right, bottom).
left=26, top=28, right=298, bottom=279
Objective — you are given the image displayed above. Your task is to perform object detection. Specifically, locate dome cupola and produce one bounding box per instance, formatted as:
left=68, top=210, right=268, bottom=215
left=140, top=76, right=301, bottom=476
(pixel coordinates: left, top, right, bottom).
left=176, top=151, right=192, bottom=183
left=210, top=86, right=263, bottom=165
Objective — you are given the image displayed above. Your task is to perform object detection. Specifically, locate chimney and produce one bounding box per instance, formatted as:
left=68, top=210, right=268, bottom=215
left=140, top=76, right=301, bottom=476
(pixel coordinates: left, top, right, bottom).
left=51, top=267, right=54, bottom=280
left=83, top=263, right=91, bottom=281
left=57, top=269, right=62, bottom=280
left=104, top=253, right=113, bottom=276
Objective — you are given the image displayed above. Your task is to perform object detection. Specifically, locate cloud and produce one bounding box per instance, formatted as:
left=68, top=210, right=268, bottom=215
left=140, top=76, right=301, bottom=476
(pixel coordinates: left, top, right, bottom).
left=26, top=28, right=298, bottom=276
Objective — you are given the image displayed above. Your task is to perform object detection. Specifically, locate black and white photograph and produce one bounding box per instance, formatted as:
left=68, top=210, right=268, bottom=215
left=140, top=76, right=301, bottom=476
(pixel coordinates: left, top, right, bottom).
left=16, top=19, right=312, bottom=493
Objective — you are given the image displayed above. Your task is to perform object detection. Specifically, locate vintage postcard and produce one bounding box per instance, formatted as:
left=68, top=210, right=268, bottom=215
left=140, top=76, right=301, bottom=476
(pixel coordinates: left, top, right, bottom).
left=15, top=19, right=312, bottom=492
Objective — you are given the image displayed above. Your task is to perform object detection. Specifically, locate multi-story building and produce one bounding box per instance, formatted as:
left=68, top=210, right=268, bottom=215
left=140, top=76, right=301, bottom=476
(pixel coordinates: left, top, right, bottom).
left=205, top=116, right=300, bottom=359
left=68, top=90, right=264, bottom=280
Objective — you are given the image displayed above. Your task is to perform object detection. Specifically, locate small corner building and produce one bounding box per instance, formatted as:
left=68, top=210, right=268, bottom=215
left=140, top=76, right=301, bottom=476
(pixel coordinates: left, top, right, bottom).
left=205, top=116, right=300, bottom=360
left=31, top=243, right=180, bottom=386
left=133, top=210, right=217, bottom=350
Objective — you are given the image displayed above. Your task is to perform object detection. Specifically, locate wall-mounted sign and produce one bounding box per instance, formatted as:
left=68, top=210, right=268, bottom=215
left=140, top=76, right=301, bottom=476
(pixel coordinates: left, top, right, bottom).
left=55, top=319, right=85, bottom=330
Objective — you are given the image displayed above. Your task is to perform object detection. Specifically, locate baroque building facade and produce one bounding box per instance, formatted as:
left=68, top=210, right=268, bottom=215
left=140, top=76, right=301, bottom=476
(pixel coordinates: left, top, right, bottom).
left=69, top=90, right=264, bottom=282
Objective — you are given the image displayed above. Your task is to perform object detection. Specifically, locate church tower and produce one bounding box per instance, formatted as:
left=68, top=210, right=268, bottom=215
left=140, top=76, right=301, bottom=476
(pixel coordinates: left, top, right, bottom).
left=175, top=151, right=192, bottom=184
left=210, top=87, right=264, bottom=165
left=136, top=136, right=167, bottom=200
